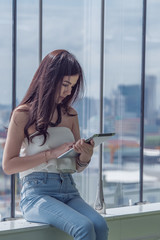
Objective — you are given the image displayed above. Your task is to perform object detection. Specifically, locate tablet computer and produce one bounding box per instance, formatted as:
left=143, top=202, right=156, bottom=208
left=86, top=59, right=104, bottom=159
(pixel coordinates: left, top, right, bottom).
left=58, top=132, right=115, bottom=159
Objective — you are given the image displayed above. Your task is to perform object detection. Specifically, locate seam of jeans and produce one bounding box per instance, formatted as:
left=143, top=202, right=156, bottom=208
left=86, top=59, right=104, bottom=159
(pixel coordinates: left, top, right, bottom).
left=33, top=202, right=78, bottom=232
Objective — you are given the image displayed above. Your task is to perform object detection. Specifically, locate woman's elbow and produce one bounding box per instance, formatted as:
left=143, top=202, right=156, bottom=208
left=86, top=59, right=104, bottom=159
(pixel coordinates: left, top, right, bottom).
left=2, top=161, right=13, bottom=175
left=2, top=166, right=11, bottom=175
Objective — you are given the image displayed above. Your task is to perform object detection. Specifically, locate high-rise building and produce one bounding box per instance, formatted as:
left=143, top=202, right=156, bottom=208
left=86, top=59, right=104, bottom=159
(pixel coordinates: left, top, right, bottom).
left=145, top=75, right=157, bottom=124
left=117, top=84, right=141, bottom=118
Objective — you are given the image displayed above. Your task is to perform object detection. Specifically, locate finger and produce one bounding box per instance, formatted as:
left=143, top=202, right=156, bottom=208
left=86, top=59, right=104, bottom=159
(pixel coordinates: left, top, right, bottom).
left=81, top=139, right=85, bottom=145
left=83, top=142, right=94, bottom=151
left=74, top=140, right=82, bottom=149
left=77, top=145, right=84, bottom=152
left=65, top=142, right=74, bottom=150
left=75, top=139, right=84, bottom=147
left=79, top=144, right=92, bottom=154
left=73, top=145, right=81, bottom=153
left=90, top=139, right=95, bottom=147
left=68, top=142, right=74, bottom=147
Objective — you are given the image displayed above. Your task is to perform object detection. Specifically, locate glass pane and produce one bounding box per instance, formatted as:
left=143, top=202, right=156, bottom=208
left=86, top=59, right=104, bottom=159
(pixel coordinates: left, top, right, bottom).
left=0, top=0, right=12, bottom=219
left=103, top=0, right=142, bottom=208
left=143, top=0, right=160, bottom=203
left=16, top=0, right=39, bottom=218
left=43, top=0, right=101, bottom=205
left=16, top=0, right=39, bottom=103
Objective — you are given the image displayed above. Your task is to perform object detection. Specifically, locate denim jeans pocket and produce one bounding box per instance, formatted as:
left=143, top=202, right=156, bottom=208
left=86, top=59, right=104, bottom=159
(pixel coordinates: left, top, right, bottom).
left=20, top=178, right=45, bottom=199
left=22, top=178, right=45, bottom=188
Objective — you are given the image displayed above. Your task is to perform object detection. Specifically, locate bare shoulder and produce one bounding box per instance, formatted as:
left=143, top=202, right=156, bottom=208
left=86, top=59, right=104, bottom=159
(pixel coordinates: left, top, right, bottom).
left=12, top=104, right=29, bottom=126
left=68, top=107, right=79, bottom=125
left=68, top=106, right=78, bottom=116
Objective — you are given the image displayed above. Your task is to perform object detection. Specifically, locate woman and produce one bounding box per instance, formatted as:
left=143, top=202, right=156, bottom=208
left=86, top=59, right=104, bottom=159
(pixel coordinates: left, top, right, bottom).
left=2, top=49, right=108, bottom=240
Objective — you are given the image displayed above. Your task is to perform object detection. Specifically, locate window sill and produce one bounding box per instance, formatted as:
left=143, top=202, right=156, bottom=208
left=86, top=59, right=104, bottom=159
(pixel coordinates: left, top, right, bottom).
left=0, top=203, right=160, bottom=240
left=106, top=201, right=160, bottom=219
left=0, top=218, right=48, bottom=234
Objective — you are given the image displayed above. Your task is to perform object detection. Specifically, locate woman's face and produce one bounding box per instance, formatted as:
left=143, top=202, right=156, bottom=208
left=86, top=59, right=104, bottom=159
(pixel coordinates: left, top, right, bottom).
left=57, top=74, right=79, bottom=103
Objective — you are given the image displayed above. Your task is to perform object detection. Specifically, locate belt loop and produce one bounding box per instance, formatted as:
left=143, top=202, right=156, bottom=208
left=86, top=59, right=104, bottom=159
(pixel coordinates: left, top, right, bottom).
left=21, top=177, right=25, bottom=185
left=22, top=176, right=27, bottom=185
left=60, top=173, right=64, bottom=181
left=44, top=172, right=48, bottom=183
left=69, top=174, right=73, bottom=184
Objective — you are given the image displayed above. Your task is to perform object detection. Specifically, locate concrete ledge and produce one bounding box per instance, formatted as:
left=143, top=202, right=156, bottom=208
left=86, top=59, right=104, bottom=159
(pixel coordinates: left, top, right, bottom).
left=106, top=203, right=160, bottom=240
left=0, top=219, right=72, bottom=240
left=0, top=203, right=160, bottom=240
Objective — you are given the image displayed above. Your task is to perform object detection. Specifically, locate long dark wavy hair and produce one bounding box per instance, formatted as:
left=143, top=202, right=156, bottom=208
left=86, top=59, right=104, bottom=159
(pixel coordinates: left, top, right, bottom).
left=18, top=49, right=84, bottom=143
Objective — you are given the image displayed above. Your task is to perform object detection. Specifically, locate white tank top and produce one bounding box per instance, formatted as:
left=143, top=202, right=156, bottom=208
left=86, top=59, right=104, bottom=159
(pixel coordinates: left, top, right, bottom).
left=19, top=127, right=76, bottom=179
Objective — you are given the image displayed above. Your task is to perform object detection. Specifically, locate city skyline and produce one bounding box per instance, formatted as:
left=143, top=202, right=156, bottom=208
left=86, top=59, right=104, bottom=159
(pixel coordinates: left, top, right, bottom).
left=0, top=76, right=160, bottom=137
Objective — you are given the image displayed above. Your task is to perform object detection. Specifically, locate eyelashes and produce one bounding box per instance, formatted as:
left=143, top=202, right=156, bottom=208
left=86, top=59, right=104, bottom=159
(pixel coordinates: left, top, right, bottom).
left=62, top=84, right=75, bottom=89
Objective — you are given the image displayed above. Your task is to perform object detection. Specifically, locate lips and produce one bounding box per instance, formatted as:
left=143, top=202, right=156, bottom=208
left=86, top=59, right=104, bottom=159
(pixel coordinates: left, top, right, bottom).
left=58, top=97, right=65, bottom=102
left=61, top=96, right=68, bottom=99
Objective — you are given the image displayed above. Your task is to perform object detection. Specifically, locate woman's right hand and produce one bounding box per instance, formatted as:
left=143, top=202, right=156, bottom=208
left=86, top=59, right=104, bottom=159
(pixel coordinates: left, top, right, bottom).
left=47, top=142, right=74, bottom=160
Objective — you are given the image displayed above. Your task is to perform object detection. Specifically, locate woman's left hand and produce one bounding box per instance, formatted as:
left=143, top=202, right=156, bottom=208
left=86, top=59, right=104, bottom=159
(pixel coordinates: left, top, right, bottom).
left=73, top=139, right=94, bottom=163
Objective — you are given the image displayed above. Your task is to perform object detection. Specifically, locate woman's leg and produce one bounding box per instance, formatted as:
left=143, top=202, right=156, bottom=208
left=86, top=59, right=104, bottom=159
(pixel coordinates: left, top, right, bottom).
left=67, top=196, right=109, bottom=240
left=21, top=195, right=96, bottom=240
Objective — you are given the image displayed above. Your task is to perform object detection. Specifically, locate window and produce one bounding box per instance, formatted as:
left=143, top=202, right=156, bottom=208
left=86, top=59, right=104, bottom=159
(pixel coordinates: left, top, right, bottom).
left=0, top=0, right=12, bottom=218
left=43, top=0, right=101, bottom=204
left=0, top=0, right=160, bottom=219
left=143, top=0, right=160, bottom=203
left=103, top=0, right=143, bottom=207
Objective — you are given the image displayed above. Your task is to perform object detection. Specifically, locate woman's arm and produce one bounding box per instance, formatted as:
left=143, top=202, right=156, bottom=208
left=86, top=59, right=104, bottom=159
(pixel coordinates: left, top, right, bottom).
left=71, top=109, right=94, bottom=172
left=2, top=109, right=73, bottom=175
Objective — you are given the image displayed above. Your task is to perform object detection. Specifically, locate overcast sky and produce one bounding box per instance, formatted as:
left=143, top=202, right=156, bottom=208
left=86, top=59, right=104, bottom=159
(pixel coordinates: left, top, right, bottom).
left=0, top=0, right=160, bottom=109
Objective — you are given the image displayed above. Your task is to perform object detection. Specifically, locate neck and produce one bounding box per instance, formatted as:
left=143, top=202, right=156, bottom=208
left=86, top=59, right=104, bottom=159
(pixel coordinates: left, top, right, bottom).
left=49, top=104, right=62, bottom=127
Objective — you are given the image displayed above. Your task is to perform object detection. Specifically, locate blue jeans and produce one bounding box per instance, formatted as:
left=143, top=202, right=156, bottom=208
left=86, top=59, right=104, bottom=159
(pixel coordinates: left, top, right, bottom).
left=20, top=172, right=108, bottom=240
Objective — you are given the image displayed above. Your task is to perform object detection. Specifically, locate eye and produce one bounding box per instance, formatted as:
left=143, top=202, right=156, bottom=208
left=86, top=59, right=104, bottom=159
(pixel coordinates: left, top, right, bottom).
left=62, top=84, right=75, bottom=89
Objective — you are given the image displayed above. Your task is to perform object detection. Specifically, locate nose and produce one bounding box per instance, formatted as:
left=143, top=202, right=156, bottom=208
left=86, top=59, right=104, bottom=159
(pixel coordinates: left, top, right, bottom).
left=65, top=86, right=72, bottom=96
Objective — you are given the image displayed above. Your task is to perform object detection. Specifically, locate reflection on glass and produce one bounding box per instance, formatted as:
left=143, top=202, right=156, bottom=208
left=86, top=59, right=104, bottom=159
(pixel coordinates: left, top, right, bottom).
left=0, top=0, right=12, bottom=219
left=43, top=0, right=101, bottom=205
left=16, top=0, right=39, bottom=218
left=144, top=0, right=160, bottom=203
left=103, top=0, right=142, bottom=208
left=17, top=0, right=39, bottom=104
left=1, top=0, right=160, bottom=219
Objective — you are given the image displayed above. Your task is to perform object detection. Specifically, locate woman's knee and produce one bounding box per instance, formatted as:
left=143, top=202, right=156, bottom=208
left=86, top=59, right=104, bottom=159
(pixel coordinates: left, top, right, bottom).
left=93, top=216, right=109, bottom=240
left=75, top=219, right=96, bottom=240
